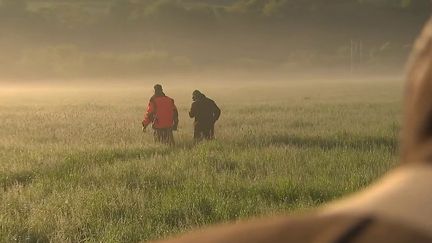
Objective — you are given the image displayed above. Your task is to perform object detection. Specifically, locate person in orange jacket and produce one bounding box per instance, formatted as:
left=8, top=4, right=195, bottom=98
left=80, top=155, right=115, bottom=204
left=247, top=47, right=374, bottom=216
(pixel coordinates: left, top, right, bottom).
left=142, top=84, right=179, bottom=145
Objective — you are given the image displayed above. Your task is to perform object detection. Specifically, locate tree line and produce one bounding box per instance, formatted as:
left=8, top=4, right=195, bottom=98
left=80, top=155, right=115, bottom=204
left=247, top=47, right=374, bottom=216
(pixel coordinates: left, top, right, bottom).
left=0, top=0, right=429, bottom=80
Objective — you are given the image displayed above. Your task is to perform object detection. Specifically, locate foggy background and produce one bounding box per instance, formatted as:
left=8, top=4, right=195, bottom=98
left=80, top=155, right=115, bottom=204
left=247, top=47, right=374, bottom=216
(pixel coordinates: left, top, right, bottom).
left=0, top=0, right=430, bottom=82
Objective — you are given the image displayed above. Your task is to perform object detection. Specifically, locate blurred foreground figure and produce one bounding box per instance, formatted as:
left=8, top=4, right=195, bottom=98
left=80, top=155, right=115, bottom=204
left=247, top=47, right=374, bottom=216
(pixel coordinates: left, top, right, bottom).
left=189, top=90, right=221, bottom=141
left=142, top=84, right=179, bottom=145
left=156, top=18, right=432, bottom=243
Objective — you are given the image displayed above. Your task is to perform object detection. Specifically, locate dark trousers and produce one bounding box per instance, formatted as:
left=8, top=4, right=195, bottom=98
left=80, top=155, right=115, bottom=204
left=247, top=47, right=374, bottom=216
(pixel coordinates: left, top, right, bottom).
left=153, top=128, right=174, bottom=145
left=194, top=124, right=215, bottom=141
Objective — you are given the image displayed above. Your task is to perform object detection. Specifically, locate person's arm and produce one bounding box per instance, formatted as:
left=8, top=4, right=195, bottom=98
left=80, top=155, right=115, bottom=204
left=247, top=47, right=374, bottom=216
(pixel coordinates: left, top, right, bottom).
left=173, top=100, right=179, bottom=130
left=213, top=101, right=221, bottom=122
left=142, top=99, right=155, bottom=128
left=189, top=102, right=196, bottom=118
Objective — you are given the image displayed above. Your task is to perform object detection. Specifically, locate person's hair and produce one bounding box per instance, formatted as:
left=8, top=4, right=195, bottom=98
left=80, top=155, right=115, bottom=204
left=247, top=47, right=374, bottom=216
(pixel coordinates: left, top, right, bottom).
left=192, top=90, right=202, bottom=96
left=154, top=84, right=163, bottom=92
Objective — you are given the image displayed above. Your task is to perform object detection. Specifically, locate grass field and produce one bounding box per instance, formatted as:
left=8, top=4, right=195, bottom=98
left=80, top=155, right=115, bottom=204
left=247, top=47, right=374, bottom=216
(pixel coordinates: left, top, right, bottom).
left=0, top=78, right=403, bottom=242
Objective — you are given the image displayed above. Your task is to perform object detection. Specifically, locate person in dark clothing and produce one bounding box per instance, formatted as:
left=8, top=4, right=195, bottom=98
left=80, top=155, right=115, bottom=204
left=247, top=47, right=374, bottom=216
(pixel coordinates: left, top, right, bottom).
left=189, top=90, right=221, bottom=141
left=142, top=84, right=179, bottom=145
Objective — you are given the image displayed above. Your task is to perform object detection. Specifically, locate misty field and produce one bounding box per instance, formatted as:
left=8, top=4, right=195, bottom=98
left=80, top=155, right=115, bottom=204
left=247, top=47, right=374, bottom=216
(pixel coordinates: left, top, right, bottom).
left=0, top=78, right=402, bottom=242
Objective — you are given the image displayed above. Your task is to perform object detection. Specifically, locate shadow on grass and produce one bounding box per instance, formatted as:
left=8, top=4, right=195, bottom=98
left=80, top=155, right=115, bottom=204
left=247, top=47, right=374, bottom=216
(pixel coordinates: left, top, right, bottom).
left=0, top=170, right=34, bottom=191
left=223, top=182, right=343, bottom=209
left=267, top=134, right=398, bottom=152
left=1, top=145, right=185, bottom=192
left=12, top=230, right=49, bottom=243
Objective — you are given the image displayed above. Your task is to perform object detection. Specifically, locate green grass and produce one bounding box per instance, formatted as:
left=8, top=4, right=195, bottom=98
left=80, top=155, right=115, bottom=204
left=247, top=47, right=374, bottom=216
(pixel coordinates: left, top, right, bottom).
left=0, top=78, right=403, bottom=242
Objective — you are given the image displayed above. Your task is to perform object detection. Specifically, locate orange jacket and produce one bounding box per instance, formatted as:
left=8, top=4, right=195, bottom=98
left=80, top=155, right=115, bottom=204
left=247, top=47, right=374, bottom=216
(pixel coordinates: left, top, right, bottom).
left=142, top=95, right=178, bottom=129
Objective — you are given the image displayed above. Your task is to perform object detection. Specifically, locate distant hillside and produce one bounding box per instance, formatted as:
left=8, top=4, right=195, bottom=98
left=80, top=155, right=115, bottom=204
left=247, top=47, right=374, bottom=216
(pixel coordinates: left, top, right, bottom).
left=0, top=0, right=430, bottom=80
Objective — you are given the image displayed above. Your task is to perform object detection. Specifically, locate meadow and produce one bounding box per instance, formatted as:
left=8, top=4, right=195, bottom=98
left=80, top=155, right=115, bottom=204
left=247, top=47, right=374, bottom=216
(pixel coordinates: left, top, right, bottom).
left=0, top=78, right=403, bottom=242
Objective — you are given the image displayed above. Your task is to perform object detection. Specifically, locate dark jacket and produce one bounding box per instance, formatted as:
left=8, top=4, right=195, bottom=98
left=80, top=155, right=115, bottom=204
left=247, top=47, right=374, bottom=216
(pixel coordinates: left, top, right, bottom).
left=189, top=96, right=221, bottom=127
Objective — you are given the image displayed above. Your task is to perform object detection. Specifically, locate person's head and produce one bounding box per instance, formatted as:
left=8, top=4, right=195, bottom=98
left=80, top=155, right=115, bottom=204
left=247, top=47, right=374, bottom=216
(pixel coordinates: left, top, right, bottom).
left=402, top=18, right=432, bottom=165
left=192, top=90, right=204, bottom=101
left=154, top=84, right=164, bottom=95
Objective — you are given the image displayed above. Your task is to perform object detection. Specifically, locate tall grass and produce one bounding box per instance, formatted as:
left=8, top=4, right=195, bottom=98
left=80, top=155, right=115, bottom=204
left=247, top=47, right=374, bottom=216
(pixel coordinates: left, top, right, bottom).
left=0, top=79, right=402, bottom=242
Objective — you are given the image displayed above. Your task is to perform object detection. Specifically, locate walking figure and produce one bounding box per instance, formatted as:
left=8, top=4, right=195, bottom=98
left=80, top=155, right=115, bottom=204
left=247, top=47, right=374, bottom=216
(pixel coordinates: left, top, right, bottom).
left=142, top=84, right=178, bottom=145
left=189, top=90, right=221, bottom=141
